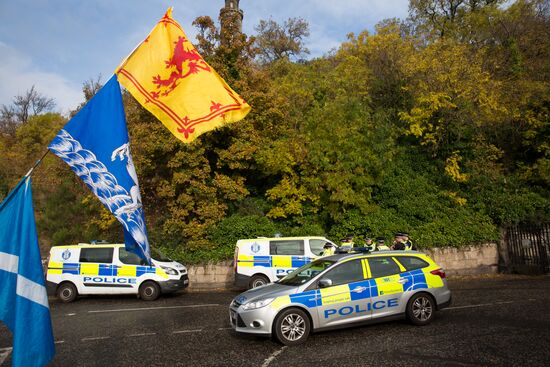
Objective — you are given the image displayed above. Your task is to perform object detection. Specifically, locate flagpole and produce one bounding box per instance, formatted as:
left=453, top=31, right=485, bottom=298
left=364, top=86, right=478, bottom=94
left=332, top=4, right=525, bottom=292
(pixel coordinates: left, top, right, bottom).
left=24, top=149, right=50, bottom=178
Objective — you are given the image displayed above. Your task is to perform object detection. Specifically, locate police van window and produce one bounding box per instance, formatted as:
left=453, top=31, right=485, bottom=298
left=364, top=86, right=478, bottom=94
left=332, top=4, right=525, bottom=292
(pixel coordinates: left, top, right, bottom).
left=368, top=257, right=401, bottom=278
left=119, top=248, right=145, bottom=265
left=320, top=259, right=364, bottom=287
left=309, top=239, right=327, bottom=255
left=79, top=248, right=113, bottom=264
left=395, top=256, right=429, bottom=271
left=270, top=240, right=304, bottom=255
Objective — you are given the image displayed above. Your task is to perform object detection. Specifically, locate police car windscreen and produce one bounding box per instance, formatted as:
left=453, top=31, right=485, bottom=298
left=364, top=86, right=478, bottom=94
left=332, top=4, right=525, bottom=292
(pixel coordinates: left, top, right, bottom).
left=278, top=260, right=335, bottom=286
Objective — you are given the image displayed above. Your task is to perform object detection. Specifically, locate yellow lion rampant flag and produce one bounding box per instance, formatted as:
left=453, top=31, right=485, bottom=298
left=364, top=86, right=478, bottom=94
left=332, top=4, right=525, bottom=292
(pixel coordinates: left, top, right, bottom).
left=116, top=8, right=251, bottom=143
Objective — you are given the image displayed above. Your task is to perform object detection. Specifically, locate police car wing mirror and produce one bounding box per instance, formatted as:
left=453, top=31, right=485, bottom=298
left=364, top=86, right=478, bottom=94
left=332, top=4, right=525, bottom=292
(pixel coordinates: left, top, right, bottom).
left=318, top=279, right=332, bottom=288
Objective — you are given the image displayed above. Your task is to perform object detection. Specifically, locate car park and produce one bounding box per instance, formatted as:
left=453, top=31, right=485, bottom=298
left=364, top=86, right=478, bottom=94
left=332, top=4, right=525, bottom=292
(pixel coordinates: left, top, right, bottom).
left=233, top=236, right=337, bottom=289
left=229, top=250, right=451, bottom=345
left=46, top=242, right=188, bottom=302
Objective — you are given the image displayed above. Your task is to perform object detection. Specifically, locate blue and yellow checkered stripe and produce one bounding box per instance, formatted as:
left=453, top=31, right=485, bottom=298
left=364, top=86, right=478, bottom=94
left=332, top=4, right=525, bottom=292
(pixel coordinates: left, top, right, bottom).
left=401, top=269, right=428, bottom=291
left=271, top=279, right=380, bottom=310
left=270, top=269, right=436, bottom=311
left=237, top=255, right=312, bottom=268
left=47, top=261, right=167, bottom=278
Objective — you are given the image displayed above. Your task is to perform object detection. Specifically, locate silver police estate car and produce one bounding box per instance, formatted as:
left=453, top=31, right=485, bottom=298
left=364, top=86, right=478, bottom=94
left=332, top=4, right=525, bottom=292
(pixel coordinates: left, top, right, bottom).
left=229, top=251, right=451, bottom=345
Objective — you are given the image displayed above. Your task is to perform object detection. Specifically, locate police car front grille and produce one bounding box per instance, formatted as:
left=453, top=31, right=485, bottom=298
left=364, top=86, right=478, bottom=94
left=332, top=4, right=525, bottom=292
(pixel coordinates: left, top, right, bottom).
left=236, top=314, right=246, bottom=328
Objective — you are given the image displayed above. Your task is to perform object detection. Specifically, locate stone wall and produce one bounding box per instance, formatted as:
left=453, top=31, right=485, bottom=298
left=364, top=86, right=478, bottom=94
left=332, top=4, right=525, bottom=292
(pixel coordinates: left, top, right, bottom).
left=186, top=261, right=235, bottom=291
left=424, top=243, right=499, bottom=276
left=185, top=243, right=499, bottom=290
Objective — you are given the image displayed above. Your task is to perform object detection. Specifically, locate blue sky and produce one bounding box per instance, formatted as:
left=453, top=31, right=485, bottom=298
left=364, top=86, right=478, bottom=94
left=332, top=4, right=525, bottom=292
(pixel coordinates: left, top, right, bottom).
left=0, top=0, right=409, bottom=114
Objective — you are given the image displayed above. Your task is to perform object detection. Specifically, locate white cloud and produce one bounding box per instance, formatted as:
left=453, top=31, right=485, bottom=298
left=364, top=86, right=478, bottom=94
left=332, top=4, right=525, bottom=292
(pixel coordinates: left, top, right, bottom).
left=0, top=42, right=83, bottom=116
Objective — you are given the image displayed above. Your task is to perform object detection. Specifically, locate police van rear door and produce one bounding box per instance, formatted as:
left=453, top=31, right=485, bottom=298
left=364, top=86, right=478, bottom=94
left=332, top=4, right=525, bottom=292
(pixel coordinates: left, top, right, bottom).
left=315, top=259, right=373, bottom=328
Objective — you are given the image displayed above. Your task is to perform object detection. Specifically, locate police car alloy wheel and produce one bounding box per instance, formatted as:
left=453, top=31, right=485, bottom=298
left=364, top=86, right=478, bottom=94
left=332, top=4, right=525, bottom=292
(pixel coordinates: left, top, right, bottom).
left=249, top=274, right=269, bottom=289
left=274, top=308, right=311, bottom=346
left=407, top=293, right=435, bottom=326
left=57, top=282, right=77, bottom=303
left=139, top=281, right=160, bottom=301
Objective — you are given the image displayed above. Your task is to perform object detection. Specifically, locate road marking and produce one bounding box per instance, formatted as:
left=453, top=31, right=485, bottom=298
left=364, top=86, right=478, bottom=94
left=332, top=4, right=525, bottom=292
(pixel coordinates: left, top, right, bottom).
left=66, top=313, right=76, bottom=316
left=172, top=329, right=203, bottom=334
left=0, top=348, right=12, bottom=366
left=88, top=303, right=221, bottom=314
left=262, top=346, right=287, bottom=367
left=218, top=327, right=233, bottom=330
left=81, top=336, right=111, bottom=341
left=55, top=340, right=65, bottom=344
left=444, top=303, right=497, bottom=310
left=444, top=300, right=522, bottom=311
left=128, top=332, right=157, bottom=337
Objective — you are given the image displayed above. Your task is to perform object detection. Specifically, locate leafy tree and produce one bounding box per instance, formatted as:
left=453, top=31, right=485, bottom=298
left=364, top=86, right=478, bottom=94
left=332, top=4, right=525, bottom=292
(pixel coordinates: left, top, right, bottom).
left=254, top=18, right=310, bottom=63
left=408, top=0, right=504, bottom=39
left=2, top=1, right=549, bottom=261
left=1, top=86, right=55, bottom=137
left=1, top=86, right=55, bottom=124
left=193, top=16, right=220, bottom=58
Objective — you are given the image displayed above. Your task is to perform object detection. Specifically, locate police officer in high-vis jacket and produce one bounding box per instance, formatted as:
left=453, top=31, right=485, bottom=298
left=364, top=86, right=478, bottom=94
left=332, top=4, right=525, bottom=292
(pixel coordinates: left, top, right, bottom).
left=402, top=232, right=416, bottom=250
left=364, top=237, right=376, bottom=252
left=392, top=232, right=416, bottom=251
left=321, top=242, right=337, bottom=256
left=339, top=235, right=355, bottom=253
left=376, top=236, right=390, bottom=251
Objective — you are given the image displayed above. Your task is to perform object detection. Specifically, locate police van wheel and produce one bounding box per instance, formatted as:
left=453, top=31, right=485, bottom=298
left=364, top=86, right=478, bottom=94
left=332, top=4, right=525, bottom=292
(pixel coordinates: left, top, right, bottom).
left=57, top=282, right=77, bottom=303
left=273, top=308, right=311, bottom=346
left=139, top=281, right=160, bottom=301
left=249, top=274, right=269, bottom=289
left=406, top=293, right=435, bottom=326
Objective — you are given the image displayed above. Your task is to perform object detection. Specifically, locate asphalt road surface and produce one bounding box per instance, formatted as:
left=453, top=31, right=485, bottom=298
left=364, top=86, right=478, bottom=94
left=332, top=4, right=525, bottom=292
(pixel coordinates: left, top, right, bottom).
left=1, top=276, right=549, bottom=367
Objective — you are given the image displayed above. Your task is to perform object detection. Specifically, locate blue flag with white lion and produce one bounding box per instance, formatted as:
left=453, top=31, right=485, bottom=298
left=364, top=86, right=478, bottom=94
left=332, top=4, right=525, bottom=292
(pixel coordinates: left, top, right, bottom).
left=48, top=75, right=150, bottom=264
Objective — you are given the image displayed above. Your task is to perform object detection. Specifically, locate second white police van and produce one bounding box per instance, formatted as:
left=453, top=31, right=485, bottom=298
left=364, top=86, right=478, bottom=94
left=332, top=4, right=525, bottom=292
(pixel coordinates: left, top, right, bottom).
left=234, top=236, right=338, bottom=289
left=46, top=242, right=188, bottom=302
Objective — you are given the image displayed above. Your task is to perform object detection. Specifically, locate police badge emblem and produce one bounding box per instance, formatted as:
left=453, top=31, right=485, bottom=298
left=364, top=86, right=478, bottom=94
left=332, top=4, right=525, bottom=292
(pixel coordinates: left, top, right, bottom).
left=62, top=249, right=71, bottom=260
left=251, top=242, right=260, bottom=253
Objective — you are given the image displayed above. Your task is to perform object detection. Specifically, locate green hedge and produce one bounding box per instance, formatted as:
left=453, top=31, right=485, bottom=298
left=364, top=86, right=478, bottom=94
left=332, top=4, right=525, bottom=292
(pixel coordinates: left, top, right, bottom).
left=158, top=215, right=328, bottom=264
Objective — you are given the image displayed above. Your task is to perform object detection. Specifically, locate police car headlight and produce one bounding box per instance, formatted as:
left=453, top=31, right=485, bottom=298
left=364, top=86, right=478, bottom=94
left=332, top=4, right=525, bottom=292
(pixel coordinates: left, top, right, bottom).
left=241, top=298, right=274, bottom=310
left=160, top=266, right=178, bottom=275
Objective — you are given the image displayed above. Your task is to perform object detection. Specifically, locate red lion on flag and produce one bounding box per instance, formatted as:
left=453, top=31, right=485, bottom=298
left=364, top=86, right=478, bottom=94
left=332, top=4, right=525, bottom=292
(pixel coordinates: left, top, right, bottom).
left=151, top=36, right=211, bottom=98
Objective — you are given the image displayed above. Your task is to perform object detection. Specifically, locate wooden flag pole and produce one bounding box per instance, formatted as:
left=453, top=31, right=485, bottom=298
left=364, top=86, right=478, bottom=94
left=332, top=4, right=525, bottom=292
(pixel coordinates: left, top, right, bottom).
left=24, top=149, right=50, bottom=178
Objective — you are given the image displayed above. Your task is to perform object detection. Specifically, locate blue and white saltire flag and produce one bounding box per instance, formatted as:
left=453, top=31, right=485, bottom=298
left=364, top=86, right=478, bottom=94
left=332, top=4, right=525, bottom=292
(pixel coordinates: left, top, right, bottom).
left=0, top=177, right=55, bottom=367
left=48, top=75, right=151, bottom=264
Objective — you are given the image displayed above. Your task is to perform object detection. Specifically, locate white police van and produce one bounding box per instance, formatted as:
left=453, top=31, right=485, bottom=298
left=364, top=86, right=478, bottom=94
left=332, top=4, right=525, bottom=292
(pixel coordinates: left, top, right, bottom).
left=234, top=236, right=337, bottom=289
left=46, top=242, right=188, bottom=302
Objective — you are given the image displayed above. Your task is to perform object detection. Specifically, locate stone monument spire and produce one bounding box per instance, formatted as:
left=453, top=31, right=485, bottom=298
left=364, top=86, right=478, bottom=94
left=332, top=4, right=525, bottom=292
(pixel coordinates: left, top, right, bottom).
left=219, top=0, right=243, bottom=45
